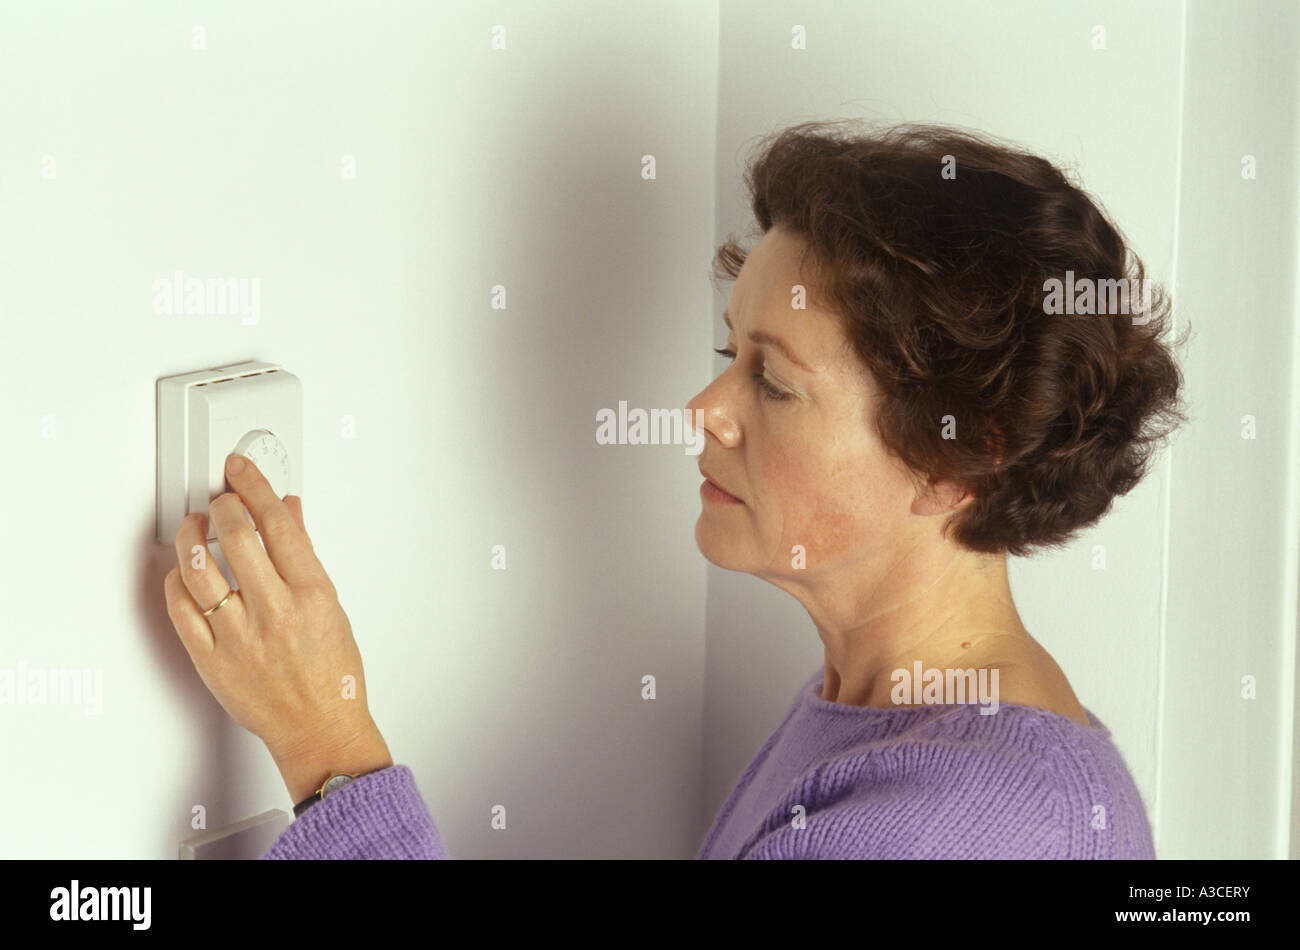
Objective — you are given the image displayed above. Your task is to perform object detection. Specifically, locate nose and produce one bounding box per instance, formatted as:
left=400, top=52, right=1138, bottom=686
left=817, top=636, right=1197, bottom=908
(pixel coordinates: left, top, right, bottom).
left=686, top=380, right=740, bottom=449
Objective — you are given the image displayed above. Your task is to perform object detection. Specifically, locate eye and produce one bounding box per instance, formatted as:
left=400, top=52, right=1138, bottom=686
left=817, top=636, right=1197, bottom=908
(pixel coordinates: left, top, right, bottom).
left=712, top=347, right=793, bottom=401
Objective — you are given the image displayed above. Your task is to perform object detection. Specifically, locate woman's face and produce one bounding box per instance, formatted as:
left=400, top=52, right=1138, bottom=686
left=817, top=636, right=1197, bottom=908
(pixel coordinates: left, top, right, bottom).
left=687, top=226, right=928, bottom=585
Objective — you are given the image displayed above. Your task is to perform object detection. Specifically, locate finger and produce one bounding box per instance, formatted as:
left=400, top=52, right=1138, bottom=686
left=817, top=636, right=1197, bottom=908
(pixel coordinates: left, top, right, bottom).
left=173, top=513, right=245, bottom=636
left=164, top=565, right=217, bottom=654
left=284, top=495, right=306, bottom=534
left=223, top=455, right=323, bottom=587
left=209, top=490, right=290, bottom=617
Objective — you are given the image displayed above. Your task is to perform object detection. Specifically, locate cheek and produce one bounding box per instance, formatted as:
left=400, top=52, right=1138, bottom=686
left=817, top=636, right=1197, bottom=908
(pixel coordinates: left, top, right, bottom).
left=758, top=443, right=900, bottom=566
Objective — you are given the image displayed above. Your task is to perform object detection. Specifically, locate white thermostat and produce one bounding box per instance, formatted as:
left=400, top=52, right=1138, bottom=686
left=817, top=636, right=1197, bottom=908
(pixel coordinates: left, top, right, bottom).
left=156, top=361, right=302, bottom=543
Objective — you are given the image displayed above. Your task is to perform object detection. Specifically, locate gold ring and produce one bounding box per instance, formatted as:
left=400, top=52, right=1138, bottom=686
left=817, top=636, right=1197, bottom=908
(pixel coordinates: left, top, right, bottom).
left=202, top=588, right=235, bottom=617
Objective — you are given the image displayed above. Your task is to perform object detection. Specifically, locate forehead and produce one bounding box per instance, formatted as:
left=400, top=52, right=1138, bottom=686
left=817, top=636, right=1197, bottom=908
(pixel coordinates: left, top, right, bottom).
left=737, top=226, right=810, bottom=298
left=726, top=231, right=845, bottom=351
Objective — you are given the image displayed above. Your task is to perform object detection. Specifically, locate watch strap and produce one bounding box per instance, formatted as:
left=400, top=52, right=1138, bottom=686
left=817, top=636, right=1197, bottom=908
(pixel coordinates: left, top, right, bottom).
left=293, top=771, right=358, bottom=818
left=292, top=792, right=320, bottom=819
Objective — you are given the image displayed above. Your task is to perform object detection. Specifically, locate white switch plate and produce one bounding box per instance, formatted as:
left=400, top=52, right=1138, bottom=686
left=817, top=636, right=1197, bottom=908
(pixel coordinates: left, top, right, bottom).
left=178, top=808, right=293, bottom=860
left=156, top=361, right=302, bottom=544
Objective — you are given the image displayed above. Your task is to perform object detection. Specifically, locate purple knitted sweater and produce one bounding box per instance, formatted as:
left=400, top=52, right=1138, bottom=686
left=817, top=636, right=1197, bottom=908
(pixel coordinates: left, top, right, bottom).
left=261, top=666, right=1155, bottom=859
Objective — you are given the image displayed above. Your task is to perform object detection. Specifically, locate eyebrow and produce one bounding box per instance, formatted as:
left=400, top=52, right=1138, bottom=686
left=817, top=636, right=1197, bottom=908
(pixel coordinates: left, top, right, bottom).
left=722, top=308, right=814, bottom=372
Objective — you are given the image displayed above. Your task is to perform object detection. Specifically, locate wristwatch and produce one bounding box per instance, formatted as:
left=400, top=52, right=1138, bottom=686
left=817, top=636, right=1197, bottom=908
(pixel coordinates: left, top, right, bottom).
left=293, top=771, right=359, bottom=818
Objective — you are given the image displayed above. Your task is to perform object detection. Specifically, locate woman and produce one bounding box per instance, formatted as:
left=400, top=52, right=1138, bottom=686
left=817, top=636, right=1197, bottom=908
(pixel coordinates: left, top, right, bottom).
left=164, top=120, right=1185, bottom=859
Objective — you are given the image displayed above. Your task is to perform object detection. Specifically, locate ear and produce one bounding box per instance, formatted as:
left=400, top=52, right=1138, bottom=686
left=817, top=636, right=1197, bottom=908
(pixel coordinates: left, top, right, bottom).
left=910, top=426, right=1004, bottom=517
left=910, top=476, right=972, bottom=517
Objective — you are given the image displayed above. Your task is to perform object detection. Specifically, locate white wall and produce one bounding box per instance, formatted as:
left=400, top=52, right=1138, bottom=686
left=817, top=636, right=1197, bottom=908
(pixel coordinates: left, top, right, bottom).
left=702, top=0, right=1300, bottom=859
left=2, top=0, right=1295, bottom=861
left=0, top=0, right=717, bottom=858
left=1159, top=0, right=1300, bottom=860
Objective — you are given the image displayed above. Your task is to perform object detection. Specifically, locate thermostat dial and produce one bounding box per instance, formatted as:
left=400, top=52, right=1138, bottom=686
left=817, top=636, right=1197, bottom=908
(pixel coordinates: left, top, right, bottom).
left=232, top=428, right=291, bottom=499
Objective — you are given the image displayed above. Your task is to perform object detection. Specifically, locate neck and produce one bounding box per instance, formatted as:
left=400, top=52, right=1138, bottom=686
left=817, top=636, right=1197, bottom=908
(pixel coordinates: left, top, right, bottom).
left=770, top=540, right=1027, bottom=707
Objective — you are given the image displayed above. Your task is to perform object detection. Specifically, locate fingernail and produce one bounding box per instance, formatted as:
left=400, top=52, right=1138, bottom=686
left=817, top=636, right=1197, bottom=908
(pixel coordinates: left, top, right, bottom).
left=226, top=454, right=246, bottom=475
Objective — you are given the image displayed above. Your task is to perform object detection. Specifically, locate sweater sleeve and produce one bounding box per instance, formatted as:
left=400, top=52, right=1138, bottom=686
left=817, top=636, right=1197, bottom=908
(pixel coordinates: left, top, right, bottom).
left=260, top=765, right=448, bottom=859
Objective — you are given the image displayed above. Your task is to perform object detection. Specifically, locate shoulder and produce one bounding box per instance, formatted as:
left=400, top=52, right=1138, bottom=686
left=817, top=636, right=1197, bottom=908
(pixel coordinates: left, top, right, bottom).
left=990, top=644, right=1092, bottom=729
left=740, top=706, right=1150, bottom=859
left=936, top=635, right=1092, bottom=729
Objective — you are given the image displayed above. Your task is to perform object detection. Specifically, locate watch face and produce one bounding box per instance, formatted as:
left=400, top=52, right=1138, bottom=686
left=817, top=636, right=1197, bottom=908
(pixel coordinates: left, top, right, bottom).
left=322, top=774, right=354, bottom=796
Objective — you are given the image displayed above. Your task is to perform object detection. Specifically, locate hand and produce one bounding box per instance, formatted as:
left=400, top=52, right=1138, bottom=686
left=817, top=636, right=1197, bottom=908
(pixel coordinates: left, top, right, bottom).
left=163, top=454, right=392, bottom=800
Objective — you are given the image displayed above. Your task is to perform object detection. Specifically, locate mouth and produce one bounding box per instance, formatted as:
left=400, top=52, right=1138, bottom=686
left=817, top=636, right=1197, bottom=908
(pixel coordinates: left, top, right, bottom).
left=698, top=464, right=742, bottom=504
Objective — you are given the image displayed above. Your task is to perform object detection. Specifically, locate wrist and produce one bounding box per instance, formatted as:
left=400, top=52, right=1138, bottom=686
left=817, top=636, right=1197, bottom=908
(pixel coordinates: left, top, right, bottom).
left=273, top=725, right=393, bottom=804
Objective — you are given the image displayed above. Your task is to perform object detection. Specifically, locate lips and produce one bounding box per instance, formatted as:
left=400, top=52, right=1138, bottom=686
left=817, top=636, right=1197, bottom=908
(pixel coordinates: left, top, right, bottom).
left=698, top=463, right=740, bottom=501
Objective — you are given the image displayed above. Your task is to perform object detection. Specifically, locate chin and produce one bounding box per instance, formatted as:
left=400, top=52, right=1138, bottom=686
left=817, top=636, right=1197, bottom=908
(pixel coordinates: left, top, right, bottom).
left=694, top=518, right=749, bottom=571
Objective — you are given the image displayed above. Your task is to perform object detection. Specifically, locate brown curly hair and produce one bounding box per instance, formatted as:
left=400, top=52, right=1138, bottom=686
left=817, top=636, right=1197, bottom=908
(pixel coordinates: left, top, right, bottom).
left=712, top=120, right=1189, bottom=557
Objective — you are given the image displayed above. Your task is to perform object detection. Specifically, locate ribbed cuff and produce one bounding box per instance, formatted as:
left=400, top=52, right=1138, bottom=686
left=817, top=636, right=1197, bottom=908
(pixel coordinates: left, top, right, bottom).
left=261, top=764, right=447, bottom=859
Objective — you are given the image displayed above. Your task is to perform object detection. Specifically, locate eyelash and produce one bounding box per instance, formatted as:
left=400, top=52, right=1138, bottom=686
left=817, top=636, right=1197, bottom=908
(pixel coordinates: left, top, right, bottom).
left=713, top=347, right=793, bottom=401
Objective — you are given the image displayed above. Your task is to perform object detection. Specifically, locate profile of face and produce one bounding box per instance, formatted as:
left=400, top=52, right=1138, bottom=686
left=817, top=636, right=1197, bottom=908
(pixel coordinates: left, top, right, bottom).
left=686, top=225, right=961, bottom=591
